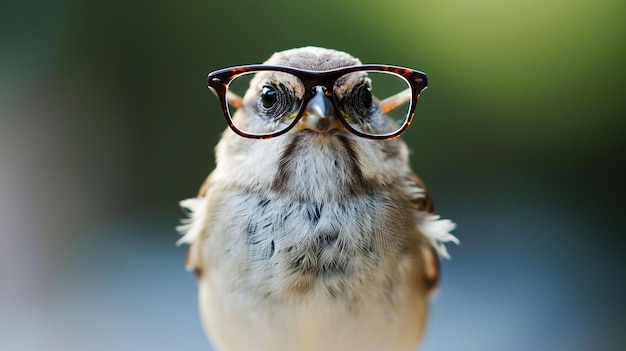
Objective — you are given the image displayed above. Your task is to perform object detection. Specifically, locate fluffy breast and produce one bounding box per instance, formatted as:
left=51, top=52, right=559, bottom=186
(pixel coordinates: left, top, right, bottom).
left=204, top=189, right=417, bottom=303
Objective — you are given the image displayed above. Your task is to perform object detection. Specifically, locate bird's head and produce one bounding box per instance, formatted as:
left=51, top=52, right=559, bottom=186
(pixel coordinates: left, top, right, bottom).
left=212, top=47, right=415, bottom=201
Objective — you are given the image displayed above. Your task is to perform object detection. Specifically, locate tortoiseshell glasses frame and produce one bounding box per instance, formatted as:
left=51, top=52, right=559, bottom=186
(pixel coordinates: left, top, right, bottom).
left=207, top=64, right=428, bottom=140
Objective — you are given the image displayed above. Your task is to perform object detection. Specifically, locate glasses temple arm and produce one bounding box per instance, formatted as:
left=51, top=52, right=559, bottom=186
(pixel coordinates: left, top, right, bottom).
left=209, top=86, right=244, bottom=110
left=380, top=88, right=411, bottom=114
left=225, top=90, right=243, bottom=109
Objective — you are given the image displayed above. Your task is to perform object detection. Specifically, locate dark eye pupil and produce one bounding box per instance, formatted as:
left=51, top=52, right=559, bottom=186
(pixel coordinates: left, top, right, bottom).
left=360, top=87, right=372, bottom=108
left=260, top=86, right=278, bottom=108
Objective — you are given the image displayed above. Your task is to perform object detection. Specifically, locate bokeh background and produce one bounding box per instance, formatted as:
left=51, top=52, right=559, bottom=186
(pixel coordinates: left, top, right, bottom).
left=1, top=0, right=624, bottom=350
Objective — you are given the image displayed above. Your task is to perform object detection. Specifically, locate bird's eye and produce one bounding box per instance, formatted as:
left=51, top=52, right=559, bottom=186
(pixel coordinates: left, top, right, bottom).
left=337, top=82, right=378, bottom=125
left=260, top=86, right=278, bottom=108
left=256, top=81, right=299, bottom=122
left=359, top=86, right=373, bottom=109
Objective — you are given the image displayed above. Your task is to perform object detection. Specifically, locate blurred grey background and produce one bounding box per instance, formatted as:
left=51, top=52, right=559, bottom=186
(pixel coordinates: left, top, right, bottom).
left=1, top=0, right=624, bottom=350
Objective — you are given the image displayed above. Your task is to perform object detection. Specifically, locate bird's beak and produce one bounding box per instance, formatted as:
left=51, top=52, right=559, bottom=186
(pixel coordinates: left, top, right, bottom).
left=297, top=86, right=342, bottom=133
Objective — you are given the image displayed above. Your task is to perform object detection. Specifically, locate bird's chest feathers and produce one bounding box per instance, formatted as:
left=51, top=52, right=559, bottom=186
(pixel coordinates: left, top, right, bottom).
left=208, top=190, right=408, bottom=303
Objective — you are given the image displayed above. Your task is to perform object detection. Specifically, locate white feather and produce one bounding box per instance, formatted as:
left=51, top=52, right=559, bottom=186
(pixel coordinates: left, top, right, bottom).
left=418, top=215, right=459, bottom=259
left=176, top=197, right=205, bottom=245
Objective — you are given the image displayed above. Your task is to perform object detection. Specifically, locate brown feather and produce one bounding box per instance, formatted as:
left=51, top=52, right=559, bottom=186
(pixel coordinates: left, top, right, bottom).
left=407, top=172, right=436, bottom=214
left=197, top=174, right=213, bottom=197
left=405, top=172, right=440, bottom=294
left=186, top=174, right=214, bottom=278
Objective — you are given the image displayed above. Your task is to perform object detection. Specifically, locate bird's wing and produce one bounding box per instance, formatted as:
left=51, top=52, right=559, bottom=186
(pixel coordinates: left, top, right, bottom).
left=197, top=173, right=213, bottom=198
left=406, top=172, right=436, bottom=214
left=178, top=174, right=214, bottom=278
left=405, top=172, right=458, bottom=294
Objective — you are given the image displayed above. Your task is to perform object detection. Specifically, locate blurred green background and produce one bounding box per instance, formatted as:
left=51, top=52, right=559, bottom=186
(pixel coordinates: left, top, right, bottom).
left=1, top=0, right=624, bottom=350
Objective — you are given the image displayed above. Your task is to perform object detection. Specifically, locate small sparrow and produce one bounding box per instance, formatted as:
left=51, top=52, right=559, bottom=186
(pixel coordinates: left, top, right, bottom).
left=178, top=46, right=458, bottom=351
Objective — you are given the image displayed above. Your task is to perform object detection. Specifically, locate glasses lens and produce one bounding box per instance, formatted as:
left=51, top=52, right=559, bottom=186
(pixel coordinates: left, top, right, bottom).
left=335, top=71, right=412, bottom=137
left=226, top=70, right=304, bottom=136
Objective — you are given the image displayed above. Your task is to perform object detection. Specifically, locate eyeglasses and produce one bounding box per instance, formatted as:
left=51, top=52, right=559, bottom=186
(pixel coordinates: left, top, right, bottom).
left=207, top=64, right=428, bottom=140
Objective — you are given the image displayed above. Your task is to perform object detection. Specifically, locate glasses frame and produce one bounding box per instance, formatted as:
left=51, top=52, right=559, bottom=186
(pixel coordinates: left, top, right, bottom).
left=207, top=64, right=428, bottom=140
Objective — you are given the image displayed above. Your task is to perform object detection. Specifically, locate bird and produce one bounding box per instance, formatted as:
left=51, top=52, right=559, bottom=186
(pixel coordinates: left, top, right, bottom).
left=178, top=46, right=458, bottom=351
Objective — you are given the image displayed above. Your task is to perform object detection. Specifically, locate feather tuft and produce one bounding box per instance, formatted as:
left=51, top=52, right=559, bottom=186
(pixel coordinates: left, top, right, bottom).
left=177, top=197, right=205, bottom=246
left=418, top=215, right=459, bottom=259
